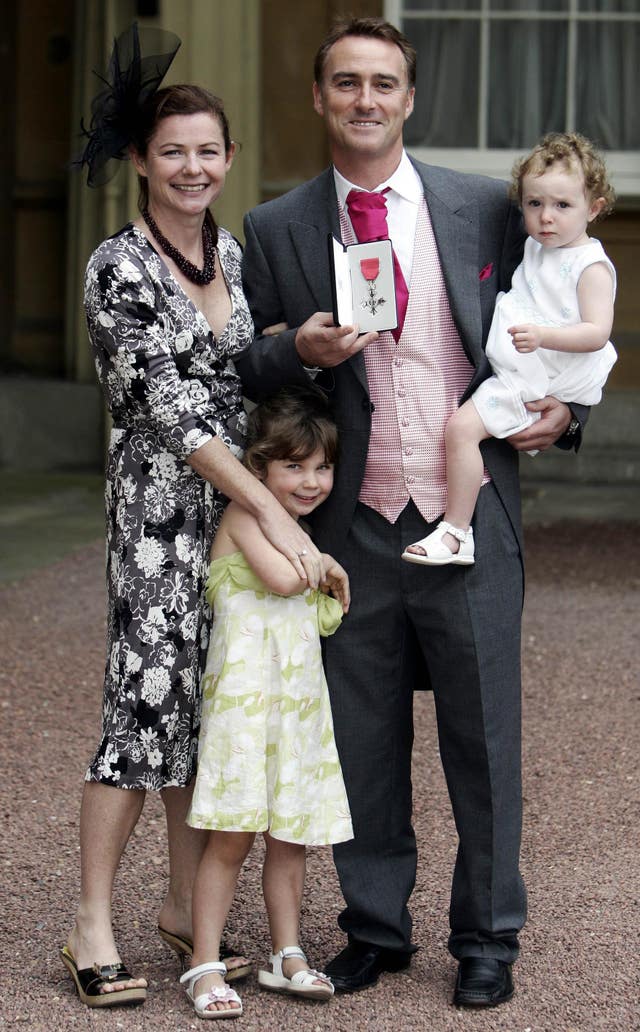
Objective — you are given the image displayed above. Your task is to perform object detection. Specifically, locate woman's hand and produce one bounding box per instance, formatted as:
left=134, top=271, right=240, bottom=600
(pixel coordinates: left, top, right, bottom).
left=187, top=436, right=323, bottom=585
left=320, top=554, right=350, bottom=613
left=257, top=500, right=323, bottom=588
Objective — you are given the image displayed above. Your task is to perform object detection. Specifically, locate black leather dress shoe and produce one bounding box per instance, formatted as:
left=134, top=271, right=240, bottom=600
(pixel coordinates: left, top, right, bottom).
left=325, top=940, right=413, bottom=993
left=453, top=957, right=514, bottom=1007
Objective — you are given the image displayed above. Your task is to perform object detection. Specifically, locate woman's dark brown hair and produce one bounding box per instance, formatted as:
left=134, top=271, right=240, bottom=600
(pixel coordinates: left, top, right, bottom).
left=131, top=84, right=232, bottom=212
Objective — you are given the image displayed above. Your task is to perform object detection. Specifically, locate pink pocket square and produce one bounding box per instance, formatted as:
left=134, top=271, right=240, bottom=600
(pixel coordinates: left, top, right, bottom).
left=479, top=262, right=493, bottom=281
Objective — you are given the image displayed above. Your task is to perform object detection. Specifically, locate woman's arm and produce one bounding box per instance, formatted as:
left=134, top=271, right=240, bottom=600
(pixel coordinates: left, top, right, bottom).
left=216, top=500, right=312, bottom=596
left=87, top=245, right=322, bottom=586
left=86, top=248, right=216, bottom=460
left=187, top=436, right=322, bottom=587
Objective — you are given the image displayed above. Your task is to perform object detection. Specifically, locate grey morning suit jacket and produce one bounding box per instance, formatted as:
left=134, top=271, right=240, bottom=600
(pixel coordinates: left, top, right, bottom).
left=237, top=159, right=528, bottom=561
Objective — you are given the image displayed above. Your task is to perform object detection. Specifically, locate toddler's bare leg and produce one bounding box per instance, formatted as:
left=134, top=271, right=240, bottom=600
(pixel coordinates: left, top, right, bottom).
left=406, top=400, right=490, bottom=556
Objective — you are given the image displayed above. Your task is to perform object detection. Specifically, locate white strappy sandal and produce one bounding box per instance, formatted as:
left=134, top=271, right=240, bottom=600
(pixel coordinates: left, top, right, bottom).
left=402, top=520, right=475, bottom=566
left=258, top=946, right=334, bottom=1000
left=179, top=961, right=243, bottom=1020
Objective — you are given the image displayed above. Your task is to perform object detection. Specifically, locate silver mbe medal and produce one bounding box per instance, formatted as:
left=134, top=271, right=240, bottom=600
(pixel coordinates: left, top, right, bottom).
left=328, top=233, right=397, bottom=333
left=360, top=258, right=386, bottom=316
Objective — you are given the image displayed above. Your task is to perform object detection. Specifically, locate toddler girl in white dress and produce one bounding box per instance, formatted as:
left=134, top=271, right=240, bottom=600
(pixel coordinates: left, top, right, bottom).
left=403, top=132, right=617, bottom=566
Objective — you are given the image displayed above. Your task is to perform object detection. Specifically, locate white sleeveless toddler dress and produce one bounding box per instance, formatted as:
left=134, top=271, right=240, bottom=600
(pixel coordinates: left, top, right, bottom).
left=472, top=236, right=617, bottom=438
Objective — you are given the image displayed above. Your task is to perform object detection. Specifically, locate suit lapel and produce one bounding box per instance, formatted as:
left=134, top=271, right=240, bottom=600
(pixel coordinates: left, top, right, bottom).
left=288, top=169, right=339, bottom=312
left=290, top=223, right=334, bottom=313
left=414, top=163, right=483, bottom=367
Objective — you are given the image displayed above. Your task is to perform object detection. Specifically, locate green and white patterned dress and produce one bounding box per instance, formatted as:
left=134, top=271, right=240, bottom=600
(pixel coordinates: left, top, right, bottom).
left=188, top=552, right=353, bottom=846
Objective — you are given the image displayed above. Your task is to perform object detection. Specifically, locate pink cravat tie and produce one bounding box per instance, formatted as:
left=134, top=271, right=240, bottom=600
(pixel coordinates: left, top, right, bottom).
left=346, top=188, right=409, bottom=342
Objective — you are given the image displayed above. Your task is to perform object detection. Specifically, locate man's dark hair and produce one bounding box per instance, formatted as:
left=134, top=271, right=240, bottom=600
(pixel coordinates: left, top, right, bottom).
left=314, top=16, right=416, bottom=89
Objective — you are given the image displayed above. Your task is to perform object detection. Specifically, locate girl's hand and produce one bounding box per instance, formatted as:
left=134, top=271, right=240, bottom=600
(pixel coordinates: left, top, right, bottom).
left=508, top=323, right=544, bottom=353
left=320, top=554, right=350, bottom=613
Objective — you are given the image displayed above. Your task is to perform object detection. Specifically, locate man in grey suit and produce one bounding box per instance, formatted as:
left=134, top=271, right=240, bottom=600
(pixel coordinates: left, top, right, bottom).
left=237, top=16, right=582, bottom=1007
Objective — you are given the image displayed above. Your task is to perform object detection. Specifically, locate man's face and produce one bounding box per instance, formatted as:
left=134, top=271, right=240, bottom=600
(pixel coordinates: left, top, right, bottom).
left=313, top=35, right=415, bottom=170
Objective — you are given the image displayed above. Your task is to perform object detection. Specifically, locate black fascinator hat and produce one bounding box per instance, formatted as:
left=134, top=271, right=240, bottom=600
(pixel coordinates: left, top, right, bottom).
left=78, top=22, right=181, bottom=187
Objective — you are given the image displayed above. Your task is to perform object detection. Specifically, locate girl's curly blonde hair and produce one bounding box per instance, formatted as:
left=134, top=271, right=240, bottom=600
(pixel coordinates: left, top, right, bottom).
left=510, top=132, right=615, bottom=222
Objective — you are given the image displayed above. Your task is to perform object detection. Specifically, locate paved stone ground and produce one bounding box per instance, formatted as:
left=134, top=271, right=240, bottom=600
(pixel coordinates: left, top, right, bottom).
left=1, top=518, right=638, bottom=1032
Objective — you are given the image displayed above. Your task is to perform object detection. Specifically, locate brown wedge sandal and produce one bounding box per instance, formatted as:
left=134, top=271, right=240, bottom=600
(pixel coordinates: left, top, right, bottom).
left=60, top=945, right=147, bottom=1008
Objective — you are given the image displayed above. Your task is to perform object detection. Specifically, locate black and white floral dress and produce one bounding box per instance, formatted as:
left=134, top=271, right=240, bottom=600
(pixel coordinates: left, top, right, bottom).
left=84, top=223, right=253, bottom=790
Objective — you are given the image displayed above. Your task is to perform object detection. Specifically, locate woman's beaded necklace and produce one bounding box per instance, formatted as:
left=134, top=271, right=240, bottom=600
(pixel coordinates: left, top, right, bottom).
left=142, top=208, right=217, bottom=286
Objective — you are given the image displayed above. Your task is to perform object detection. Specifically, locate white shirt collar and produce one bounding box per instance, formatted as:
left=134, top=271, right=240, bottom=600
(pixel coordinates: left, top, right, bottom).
left=333, top=151, right=423, bottom=209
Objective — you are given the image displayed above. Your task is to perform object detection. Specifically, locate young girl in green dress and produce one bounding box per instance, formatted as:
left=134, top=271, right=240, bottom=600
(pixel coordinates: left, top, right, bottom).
left=180, top=385, right=353, bottom=1019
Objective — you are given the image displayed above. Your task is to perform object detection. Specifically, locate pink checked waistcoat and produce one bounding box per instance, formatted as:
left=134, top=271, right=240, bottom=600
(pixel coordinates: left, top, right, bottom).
left=340, top=199, right=485, bottom=524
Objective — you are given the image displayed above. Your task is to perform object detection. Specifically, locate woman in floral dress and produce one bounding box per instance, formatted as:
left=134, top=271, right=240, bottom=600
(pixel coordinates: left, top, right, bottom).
left=62, top=60, right=323, bottom=1011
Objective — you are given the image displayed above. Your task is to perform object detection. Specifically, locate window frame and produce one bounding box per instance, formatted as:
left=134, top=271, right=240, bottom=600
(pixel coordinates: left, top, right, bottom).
left=386, top=0, right=640, bottom=196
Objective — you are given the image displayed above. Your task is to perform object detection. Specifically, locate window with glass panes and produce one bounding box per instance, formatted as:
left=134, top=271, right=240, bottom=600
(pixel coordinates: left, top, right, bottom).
left=385, top=0, right=640, bottom=194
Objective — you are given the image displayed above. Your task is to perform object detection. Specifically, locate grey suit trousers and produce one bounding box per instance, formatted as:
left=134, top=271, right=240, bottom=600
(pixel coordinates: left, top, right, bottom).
left=325, top=484, right=527, bottom=962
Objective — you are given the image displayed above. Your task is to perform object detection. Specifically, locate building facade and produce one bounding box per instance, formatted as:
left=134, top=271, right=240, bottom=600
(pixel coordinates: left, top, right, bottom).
left=1, top=0, right=638, bottom=483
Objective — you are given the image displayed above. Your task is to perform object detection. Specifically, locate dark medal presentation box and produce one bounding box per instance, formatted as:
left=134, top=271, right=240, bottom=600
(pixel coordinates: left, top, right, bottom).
left=328, top=234, right=398, bottom=333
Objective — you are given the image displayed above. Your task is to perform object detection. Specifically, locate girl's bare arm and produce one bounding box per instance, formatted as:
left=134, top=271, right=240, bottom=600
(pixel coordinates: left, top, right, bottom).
left=509, top=261, right=614, bottom=354
left=187, top=434, right=323, bottom=587
left=218, top=502, right=311, bottom=597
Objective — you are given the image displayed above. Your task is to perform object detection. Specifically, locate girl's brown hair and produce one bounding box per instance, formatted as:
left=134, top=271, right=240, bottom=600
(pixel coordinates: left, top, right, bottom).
left=511, top=131, right=615, bottom=221
left=244, top=386, right=338, bottom=479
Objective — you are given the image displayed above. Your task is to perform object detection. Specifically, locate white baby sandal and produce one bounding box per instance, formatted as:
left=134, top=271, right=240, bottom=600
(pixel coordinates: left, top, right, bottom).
left=258, top=946, right=334, bottom=1000
left=402, top=520, right=475, bottom=566
left=180, top=961, right=243, bottom=1020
